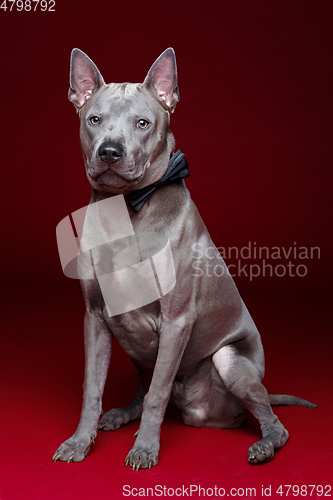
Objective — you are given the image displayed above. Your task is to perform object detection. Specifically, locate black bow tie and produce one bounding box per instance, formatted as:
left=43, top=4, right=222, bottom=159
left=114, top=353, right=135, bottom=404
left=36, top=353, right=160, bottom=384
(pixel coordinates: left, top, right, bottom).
left=127, top=150, right=190, bottom=211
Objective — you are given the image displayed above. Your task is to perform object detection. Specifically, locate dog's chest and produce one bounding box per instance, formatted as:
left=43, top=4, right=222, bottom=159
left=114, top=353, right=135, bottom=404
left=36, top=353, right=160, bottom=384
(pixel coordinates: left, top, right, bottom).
left=106, top=304, right=160, bottom=367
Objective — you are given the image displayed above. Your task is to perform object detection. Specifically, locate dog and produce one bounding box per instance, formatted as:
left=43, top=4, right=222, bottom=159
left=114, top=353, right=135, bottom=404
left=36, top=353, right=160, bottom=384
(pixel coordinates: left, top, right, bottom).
left=53, top=48, right=315, bottom=470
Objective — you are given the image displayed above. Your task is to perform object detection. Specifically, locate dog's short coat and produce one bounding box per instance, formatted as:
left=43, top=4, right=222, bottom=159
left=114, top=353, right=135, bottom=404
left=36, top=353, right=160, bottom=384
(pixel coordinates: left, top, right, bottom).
left=53, top=48, right=315, bottom=470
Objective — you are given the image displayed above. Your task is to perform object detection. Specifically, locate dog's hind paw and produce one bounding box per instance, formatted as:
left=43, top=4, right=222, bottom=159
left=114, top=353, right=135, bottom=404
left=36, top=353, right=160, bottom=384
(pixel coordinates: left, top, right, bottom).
left=98, top=403, right=143, bottom=431
left=248, top=420, right=289, bottom=464
left=248, top=441, right=275, bottom=464
left=52, top=433, right=95, bottom=463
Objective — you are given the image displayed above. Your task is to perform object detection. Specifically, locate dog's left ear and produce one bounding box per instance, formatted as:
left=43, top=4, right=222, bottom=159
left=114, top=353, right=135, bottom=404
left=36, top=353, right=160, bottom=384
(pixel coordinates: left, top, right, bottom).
left=144, top=48, right=179, bottom=113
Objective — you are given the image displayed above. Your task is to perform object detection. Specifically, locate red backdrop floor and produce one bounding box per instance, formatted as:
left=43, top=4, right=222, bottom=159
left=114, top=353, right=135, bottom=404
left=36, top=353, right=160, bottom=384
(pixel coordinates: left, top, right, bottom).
left=0, top=281, right=331, bottom=499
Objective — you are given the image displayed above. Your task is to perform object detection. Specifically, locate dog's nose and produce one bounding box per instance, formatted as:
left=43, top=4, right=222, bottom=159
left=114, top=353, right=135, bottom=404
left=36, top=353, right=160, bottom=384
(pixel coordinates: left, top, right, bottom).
left=98, top=141, right=123, bottom=164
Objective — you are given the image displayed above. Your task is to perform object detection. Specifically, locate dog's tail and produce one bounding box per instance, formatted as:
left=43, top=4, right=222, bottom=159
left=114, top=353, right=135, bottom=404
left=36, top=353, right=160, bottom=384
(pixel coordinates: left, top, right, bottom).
left=269, top=394, right=316, bottom=408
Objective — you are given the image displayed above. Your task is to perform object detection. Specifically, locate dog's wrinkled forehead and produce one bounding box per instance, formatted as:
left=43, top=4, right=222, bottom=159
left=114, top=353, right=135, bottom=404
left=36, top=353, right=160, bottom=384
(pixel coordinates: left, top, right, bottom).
left=81, top=82, right=168, bottom=122
left=96, top=83, right=141, bottom=104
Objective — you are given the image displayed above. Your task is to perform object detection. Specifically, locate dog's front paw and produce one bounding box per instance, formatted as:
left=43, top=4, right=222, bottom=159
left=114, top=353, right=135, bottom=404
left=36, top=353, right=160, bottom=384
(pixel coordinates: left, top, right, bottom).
left=125, top=443, right=159, bottom=471
left=53, top=433, right=96, bottom=463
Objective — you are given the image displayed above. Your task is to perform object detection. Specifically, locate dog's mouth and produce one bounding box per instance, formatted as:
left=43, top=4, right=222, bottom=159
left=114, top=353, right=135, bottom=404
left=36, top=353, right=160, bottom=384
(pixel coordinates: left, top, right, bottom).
left=89, top=168, right=144, bottom=188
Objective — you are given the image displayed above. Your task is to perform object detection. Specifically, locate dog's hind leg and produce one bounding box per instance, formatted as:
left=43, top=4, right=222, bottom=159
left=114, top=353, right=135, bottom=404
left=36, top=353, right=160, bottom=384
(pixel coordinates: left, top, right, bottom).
left=98, top=362, right=152, bottom=431
left=212, top=340, right=289, bottom=464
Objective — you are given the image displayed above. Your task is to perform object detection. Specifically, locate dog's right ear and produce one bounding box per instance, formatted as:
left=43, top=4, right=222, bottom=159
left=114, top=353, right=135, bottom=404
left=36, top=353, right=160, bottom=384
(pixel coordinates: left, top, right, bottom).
left=68, top=49, right=105, bottom=110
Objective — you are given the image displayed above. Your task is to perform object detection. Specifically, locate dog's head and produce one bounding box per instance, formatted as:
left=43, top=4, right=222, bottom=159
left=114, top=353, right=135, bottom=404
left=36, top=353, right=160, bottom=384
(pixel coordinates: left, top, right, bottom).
left=69, top=48, right=179, bottom=195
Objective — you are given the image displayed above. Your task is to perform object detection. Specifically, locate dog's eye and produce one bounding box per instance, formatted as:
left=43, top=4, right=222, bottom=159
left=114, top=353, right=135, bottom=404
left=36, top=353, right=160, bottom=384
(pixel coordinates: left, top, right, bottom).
left=90, top=116, right=100, bottom=125
left=137, top=119, right=149, bottom=129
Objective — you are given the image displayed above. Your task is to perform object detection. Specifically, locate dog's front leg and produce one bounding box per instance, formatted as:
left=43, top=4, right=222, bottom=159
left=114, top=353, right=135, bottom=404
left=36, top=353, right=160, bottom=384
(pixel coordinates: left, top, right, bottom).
left=125, top=317, right=192, bottom=471
left=53, top=310, right=112, bottom=463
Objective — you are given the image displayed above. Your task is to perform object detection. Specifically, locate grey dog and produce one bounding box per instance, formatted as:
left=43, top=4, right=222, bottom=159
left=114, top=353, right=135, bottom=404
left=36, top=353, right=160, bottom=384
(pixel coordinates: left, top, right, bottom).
left=53, top=48, right=315, bottom=470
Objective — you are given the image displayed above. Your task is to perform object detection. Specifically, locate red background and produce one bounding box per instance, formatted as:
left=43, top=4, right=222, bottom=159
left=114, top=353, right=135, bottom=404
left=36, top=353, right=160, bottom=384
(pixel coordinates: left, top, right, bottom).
left=0, top=1, right=332, bottom=499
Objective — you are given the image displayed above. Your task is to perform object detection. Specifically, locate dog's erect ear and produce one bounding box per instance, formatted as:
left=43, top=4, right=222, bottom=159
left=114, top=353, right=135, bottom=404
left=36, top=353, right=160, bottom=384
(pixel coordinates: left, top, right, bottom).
left=68, top=49, right=105, bottom=110
left=144, top=48, right=179, bottom=113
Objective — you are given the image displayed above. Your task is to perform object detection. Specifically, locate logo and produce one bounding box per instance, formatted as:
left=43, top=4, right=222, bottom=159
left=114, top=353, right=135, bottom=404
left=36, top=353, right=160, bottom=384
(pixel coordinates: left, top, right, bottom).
left=56, top=195, right=176, bottom=316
